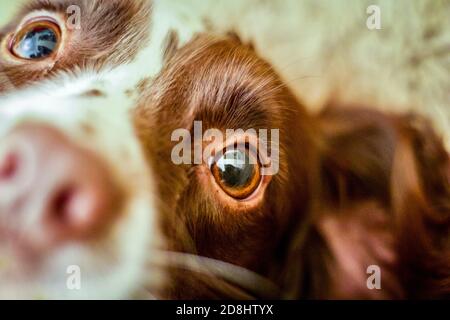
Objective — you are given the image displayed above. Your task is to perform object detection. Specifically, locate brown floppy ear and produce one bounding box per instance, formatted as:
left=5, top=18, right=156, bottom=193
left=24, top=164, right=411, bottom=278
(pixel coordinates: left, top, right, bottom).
left=389, top=115, right=450, bottom=298
left=281, top=107, right=450, bottom=299
left=162, top=30, right=180, bottom=64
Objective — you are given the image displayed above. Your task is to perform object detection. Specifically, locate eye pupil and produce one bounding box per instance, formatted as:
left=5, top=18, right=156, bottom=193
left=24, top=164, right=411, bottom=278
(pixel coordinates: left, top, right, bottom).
left=11, top=21, right=60, bottom=60
left=217, top=150, right=254, bottom=188
left=213, top=149, right=261, bottom=199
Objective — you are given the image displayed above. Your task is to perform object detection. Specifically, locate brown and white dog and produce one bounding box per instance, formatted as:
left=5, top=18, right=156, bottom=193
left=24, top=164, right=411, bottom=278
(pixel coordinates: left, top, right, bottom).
left=0, top=0, right=449, bottom=299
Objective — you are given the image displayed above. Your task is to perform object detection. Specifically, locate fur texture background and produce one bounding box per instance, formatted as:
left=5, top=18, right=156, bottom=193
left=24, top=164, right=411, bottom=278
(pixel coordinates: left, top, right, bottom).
left=1, top=0, right=449, bottom=148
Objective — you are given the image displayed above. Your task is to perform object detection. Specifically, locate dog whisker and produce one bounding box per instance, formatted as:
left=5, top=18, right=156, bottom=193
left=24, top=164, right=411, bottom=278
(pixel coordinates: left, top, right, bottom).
left=146, top=250, right=280, bottom=299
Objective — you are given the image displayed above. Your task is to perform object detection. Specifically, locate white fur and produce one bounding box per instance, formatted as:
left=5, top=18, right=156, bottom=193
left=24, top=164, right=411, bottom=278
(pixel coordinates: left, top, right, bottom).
left=0, top=69, right=162, bottom=298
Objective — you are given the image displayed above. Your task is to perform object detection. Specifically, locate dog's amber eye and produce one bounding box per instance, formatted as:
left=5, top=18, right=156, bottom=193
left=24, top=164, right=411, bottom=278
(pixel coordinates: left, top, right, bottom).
left=10, top=19, right=61, bottom=60
left=211, top=148, right=261, bottom=200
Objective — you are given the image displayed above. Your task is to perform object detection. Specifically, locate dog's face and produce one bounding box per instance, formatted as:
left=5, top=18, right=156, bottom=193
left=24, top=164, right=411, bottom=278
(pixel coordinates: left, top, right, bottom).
left=133, top=35, right=320, bottom=298
left=0, top=0, right=166, bottom=299
left=0, top=0, right=316, bottom=299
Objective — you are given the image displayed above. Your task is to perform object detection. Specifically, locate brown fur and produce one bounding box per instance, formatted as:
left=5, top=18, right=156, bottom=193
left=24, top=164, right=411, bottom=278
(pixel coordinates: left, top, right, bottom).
left=134, top=35, right=450, bottom=299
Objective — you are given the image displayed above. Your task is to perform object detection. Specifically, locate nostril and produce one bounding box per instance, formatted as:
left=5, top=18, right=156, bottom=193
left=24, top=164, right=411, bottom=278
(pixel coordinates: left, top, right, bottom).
left=51, top=186, right=98, bottom=235
left=0, top=152, right=19, bottom=180
left=52, top=187, right=76, bottom=224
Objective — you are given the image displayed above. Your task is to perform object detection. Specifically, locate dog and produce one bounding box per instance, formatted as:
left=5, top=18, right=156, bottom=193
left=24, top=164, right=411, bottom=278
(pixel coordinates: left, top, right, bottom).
left=0, top=0, right=449, bottom=299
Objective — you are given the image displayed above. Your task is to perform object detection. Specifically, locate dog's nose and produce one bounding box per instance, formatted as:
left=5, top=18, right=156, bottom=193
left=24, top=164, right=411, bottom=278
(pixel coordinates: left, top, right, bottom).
left=0, top=124, right=119, bottom=250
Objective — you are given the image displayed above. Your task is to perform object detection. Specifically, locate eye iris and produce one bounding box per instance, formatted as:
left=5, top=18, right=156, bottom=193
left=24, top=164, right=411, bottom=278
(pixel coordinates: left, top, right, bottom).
left=12, top=22, right=59, bottom=60
left=213, top=149, right=261, bottom=199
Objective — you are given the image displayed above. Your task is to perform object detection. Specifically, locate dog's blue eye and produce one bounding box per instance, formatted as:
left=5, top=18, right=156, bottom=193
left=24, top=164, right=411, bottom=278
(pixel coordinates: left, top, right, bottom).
left=11, top=20, right=61, bottom=60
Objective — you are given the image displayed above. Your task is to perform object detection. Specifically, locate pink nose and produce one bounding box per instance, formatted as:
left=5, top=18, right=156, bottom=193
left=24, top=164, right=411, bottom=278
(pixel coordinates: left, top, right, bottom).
left=0, top=124, right=120, bottom=251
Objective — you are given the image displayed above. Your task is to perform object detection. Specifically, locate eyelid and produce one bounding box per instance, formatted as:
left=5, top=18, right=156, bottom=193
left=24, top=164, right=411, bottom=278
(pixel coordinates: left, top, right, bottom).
left=16, top=10, right=62, bottom=29
left=209, top=142, right=259, bottom=170
left=223, top=135, right=274, bottom=177
left=207, top=132, right=264, bottom=165
left=19, top=16, right=60, bottom=28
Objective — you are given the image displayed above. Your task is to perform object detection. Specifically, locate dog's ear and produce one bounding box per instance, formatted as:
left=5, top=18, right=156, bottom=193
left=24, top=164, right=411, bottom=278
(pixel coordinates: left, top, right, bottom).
left=162, top=30, right=180, bottom=64
left=280, top=108, right=450, bottom=299
left=162, top=30, right=255, bottom=65
left=388, top=114, right=450, bottom=298
left=226, top=30, right=255, bottom=51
